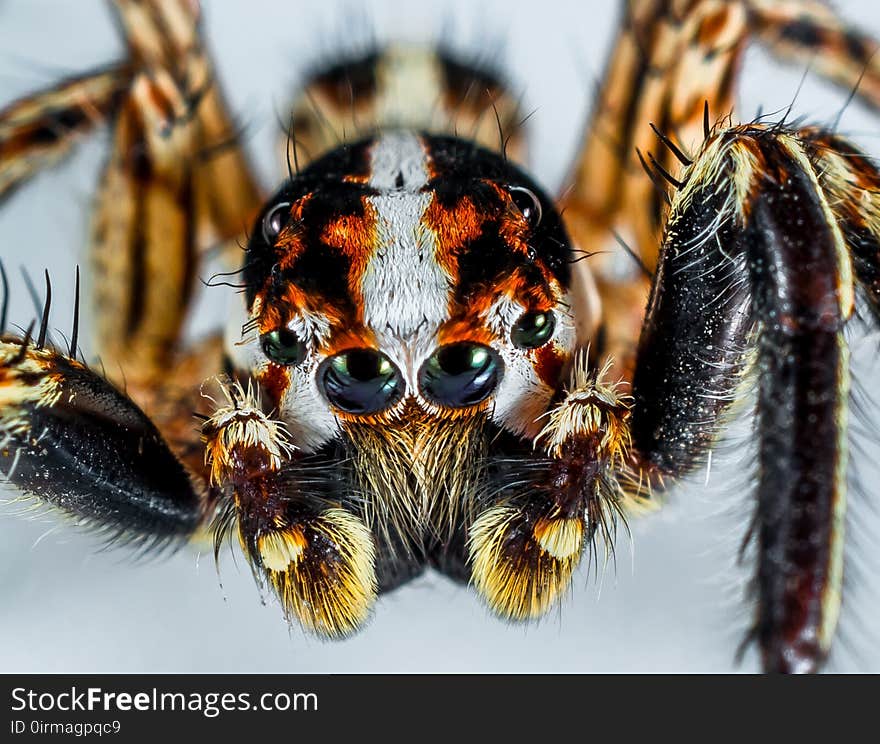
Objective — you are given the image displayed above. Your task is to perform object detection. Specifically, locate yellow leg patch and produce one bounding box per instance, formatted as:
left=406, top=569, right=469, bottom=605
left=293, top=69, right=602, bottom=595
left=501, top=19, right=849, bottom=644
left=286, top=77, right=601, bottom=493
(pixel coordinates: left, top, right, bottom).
left=533, top=515, right=584, bottom=560
left=258, top=509, right=378, bottom=639
left=257, top=525, right=308, bottom=572
left=468, top=504, right=583, bottom=621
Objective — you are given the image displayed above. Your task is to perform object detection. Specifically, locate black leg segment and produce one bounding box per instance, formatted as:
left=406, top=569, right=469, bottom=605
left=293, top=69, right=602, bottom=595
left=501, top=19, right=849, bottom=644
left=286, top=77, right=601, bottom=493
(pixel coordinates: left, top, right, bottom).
left=631, top=125, right=857, bottom=672
left=0, top=340, right=203, bottom=548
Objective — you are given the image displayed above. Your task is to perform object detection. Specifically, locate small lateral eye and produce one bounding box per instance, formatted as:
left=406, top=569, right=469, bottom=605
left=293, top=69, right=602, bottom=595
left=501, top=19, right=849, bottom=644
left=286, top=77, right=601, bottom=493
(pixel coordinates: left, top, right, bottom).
left=508, top=186, right=542, bottom=228
left=262, top=202, right=292, bottom=244
left=260, top=327, right=306, bottom=366
left=511, top=310, right=555, bottom=349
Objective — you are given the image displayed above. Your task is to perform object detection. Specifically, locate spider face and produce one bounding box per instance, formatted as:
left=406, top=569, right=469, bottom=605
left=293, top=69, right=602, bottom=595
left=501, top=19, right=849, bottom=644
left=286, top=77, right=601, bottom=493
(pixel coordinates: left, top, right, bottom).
left=233, top=131, right=576, bottom=449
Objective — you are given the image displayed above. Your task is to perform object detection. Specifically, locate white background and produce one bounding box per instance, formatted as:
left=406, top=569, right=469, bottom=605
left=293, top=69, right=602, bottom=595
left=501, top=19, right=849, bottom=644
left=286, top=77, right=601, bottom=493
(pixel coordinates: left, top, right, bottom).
left=1, top=0, right=879, bottom=673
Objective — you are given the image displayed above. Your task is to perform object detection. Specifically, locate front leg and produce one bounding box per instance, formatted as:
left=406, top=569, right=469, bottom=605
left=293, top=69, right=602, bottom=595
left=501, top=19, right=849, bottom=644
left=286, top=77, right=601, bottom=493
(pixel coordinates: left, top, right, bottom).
left=629, top=124, right=875, bottom=672
left=0, top=334, right=204, bottom=547
left=467, top=358, right=640, bottom=620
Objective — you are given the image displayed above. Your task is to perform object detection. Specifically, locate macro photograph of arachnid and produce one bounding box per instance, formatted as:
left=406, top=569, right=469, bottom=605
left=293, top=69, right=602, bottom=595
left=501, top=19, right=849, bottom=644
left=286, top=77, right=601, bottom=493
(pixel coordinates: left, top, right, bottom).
left=1, top=0, right=879, bottom=675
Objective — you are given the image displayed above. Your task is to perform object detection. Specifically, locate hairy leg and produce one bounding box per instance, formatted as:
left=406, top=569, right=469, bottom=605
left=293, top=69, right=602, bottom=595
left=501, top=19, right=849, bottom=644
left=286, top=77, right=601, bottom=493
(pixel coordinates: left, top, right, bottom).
left=0, top=1, right=265, bottom=558
left=0, top=332, right=204, bottom=550
left=563, top=0, right=880, bottom=379
left=464, top=356, right=639, bottom=620
left=629, top=123, right=880, bottom=672
left=202, top=381, right=379, bottom=637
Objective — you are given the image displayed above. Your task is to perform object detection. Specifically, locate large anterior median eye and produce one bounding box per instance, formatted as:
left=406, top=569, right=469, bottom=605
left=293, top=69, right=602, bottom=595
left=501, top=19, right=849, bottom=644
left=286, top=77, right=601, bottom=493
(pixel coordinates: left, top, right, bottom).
left=418, top=342, right=502, bottom=408
left=261, top=328, right=307, bottom=366
left=319, top=349, right=404, bottom=415
left=511, top=311, right=555, bottom=349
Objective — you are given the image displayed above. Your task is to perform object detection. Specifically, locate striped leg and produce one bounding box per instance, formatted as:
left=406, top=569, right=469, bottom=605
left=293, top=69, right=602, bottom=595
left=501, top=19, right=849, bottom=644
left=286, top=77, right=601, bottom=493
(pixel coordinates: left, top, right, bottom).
left=111, top=0, right=263, bottom=255
left=0, top=0, right=263, bottom=391
left=629, top=123, right=878, bottom=672
left=561, top=0, right=750, bottom=379
left=748, top=0, right=880, bottom=107
left=798, top=128, right=880, bottom=324
left=563, top=0, right=880, bottom=379
left=92, top=0, right=261, bottom=387
left=0, top=65, right=132, bottom=204
left=0, top=2, right=261, bottom=238
left=0, top=1, right=264, bottom=559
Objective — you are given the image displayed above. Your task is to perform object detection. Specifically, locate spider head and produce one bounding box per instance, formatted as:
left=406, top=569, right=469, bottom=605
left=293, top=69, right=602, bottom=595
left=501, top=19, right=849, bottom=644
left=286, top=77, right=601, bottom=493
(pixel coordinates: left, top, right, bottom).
left=231, top=131, right=575, bottom=450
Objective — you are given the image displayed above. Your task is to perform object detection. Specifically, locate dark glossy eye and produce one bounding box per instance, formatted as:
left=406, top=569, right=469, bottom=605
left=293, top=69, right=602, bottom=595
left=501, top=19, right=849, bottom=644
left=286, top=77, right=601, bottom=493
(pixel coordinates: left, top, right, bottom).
left=418, top=342, right=502, bottom=408
left=508, top=186, right=542, bottom=228
left=319, top=349, right=404, bottom=415
left=260, top=327, right=306, bottom=366
left=262, top=202, right=291, bottom=243
left=511, top=311, right=555, bottom=349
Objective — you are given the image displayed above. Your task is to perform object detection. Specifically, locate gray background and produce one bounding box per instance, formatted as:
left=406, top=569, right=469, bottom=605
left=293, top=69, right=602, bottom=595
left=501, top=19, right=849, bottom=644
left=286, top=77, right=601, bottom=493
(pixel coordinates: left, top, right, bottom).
left=1, top=0, right=879, bottom=673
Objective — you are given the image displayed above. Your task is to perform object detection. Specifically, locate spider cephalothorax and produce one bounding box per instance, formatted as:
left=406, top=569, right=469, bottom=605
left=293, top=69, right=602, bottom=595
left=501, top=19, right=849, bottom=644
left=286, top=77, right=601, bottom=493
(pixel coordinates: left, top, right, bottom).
left=239, top=132, right=574, bottom=440
left=206, top=131, right=615, bottom=633
left=2, top=0, right=880, bottom=672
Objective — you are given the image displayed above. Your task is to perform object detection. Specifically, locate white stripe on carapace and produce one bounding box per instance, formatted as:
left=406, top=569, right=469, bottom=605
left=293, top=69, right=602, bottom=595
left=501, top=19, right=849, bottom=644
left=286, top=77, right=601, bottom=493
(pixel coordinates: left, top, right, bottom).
left=361, top=132, right=451, bottom=374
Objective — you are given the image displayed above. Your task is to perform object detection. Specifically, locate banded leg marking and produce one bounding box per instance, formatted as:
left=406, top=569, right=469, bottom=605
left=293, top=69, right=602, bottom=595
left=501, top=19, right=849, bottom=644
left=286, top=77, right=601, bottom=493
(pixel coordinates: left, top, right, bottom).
left=565, top=0, right=880, bottom=379
left=112, top=0, right=263, bottom=254
left=89, top=0, right=262, bottom=382
left=749, top=0, right=880, bottom=110
left=0, top=65, right=131, bottom=203
left=89, top=69, right=202, bottom=381
left=0, top=0, right=262, bottom=386
left=799, top=129, right=880, bottom=324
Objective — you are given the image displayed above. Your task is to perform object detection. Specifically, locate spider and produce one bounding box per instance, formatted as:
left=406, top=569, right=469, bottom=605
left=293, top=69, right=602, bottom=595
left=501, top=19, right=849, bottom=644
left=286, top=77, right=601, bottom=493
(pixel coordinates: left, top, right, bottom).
left=1, top=0, right=880, bottom=674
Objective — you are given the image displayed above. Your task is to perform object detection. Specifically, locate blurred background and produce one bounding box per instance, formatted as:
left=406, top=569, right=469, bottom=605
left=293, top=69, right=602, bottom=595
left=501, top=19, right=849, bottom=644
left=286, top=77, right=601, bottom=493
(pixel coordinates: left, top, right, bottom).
left=1, top=0, right=879, bottom=673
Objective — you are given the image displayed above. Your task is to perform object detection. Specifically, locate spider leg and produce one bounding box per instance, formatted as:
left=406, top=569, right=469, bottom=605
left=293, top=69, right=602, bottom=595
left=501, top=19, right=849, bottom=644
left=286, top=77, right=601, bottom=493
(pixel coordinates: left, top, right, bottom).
left=0, top=1, right=263, bottom=387
left=563, top=0, right=880, bottom=379
left=461, top=364, right=638, bottom=621
left=0, top=65, right=132, bottom=204
left=0, top=2, right=261, bottom=242
left=797, top=128, right=880, bottom=325
left=0, top=334, right=204, bottom=550
left=92, top=1, right=262, bottom=385
left=0, top=1, right=266, bottom=578
left=202, top=381, right=378, bottom=638
left=629, top=123, right=875, bottom=673
left=749, top=0, right=880, bottom=108
left=562, top=1, right=750, bottom=378
left=111, top=0, right=263, bottom=255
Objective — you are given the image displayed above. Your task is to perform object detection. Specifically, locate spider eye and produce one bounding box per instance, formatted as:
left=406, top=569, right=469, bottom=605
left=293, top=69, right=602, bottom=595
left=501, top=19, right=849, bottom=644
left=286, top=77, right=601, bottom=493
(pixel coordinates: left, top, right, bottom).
left=261, top=327, right=306, bottom=366
left=511, top=311, right=555, bottom=349
left=319, top=349, right=404, bottom=415
left=262, top=202, right=292, bottom=243
left=508, top=186, right=542, bottom=228
left=418, top=342, right=502, bottom=408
